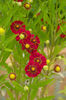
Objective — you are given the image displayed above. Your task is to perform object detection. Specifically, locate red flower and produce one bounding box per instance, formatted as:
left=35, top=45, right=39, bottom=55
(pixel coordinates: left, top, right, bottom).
left=10, top=21, right=25, bottom=34
left=29, top=52, right=47, bottom=69
left=56, top=25, right=60, bottom=32
left=25, top=62, right=42, bottom=77
left=41, top=18, right=43, bottom=22
left=21, top=35, right=40, bottom=54
left=60, top=34, right=66, bottom=38
left=30, top=35, right=40, bottom=48
left=14, top=0, right=23, bottom=2
left=16, top=29, right=31, bottom=43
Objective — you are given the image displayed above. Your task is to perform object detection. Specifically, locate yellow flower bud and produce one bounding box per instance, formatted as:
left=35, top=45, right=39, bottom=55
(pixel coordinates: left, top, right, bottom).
left=19, top=34, right=25, bottom=39
left=45, top=40, right=50, bottom=44
left=24, top=85, right=29, bottom=91
left=29, top=28, right=32, bottom=32
left=58, top=56, right=62, bottom=60
left=47, top=59, right=50, bottom=64
left=17, top=2, right=22, bottom=6
left=0, top=27, right=5, bottom=35
left=43, top=65, right=48, bottom=71
left=33, top=15, right=37, bottom=18
left=8, top=62, right=12, bottom=67
left=28, top=0, right=33, bottom=3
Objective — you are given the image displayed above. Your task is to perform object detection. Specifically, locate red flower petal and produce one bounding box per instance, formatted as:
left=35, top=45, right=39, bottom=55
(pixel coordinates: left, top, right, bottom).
left=60, top=34, right=66, bottom=38
left=29, top=52, right=47, bottom=68
left=16, top=36, right=20, bottom=41
left=10, top=20, right=24, bottom=34
left=14, top=0, right=23, bottom=2
left=25, top=62, right=42, bottom=77
left=56, top=25, right=60, bottom=32
left=41, top=18, right=43, bottom=22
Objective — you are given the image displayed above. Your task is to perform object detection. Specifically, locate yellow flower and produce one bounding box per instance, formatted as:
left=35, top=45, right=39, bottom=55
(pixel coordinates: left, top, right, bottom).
left=41, top=25, right=47, bottom=31
left=24, top=85, right=29, bottom=91
left=24, top=3, right=31, bottom=9
left=0, top=27, right=5, bottom=35
left=55, top=66, right=61, bottom=72
left=9, top=73, right=16, bottom=80
left=54, top=65, right=61, bottom=73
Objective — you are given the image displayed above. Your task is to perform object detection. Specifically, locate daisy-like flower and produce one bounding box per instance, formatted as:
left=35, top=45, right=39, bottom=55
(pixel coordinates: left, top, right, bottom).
left=60, top=33, right=66, bottom=38
left=54, top=65, right=61, bottom=73
left=24, top=3, right=31, bottom=10
left=21, top=39, right=37, bottom=54
left=29, top=52, right=47, bottom=69
left=41, top=25, right=47, bottom=32
left=25, top=62, right=42, bottom=77
left=9, top=73, right=16, bottom=80
left=10, top=20, right=25, bottom=34
left=16, top=28, right=31, bottom=43
left=21, top=35, right=40, bottom=54
left=30, top=35, right=40, bottom=47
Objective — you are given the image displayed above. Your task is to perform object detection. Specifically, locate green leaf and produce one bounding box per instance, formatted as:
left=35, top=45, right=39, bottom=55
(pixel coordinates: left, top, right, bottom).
left=12, top=81, right=24, bottom=93
left=30, top=78, right=54, bottom=100
left=3, top=34, right=17, bottom=47
left=0, top=74, right=7, bottom=83
left=53, top=41, right=66, bottom=58
left=5, top=82, right=15, bottom=90
left=40, top=96, right=55, bottom=100
left=4, top=48, right=13, bottom=52
left=5, top=87, right=15, bottom=100
left=0, top=63, right=13, bottom=73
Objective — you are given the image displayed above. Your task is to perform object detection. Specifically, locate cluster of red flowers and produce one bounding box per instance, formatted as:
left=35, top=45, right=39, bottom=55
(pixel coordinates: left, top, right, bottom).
left=10, top=20, right=47, bottom=77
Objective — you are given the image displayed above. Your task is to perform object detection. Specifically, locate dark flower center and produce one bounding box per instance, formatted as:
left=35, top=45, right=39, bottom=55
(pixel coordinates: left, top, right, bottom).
left=31, top=38, right=36, bottom=43
left=29, top=66, right=36, bottom=73
left=14, top=24, right=20, bottom=30
left=34, top=57, right=42, bottom=64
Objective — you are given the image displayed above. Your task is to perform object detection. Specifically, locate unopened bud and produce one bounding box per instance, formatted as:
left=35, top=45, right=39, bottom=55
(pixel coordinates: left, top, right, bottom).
left=24, top=85, right=29, bottom=91
left=43, top=65, right=48, bottom=71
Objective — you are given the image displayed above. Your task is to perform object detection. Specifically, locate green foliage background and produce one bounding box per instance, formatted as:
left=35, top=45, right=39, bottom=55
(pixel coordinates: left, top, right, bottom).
left=0, top=0, right=66, bottom=100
